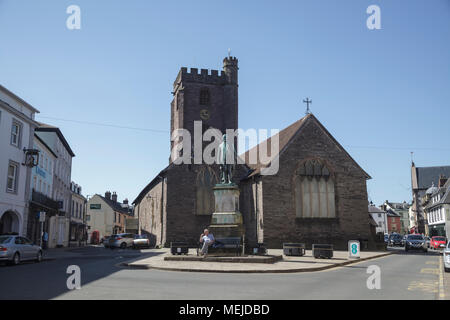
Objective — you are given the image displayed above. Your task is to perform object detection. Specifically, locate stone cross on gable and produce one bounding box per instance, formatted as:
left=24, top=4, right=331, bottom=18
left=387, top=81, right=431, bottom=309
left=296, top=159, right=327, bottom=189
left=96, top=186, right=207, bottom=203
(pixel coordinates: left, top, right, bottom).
left=303, top=98, right=312, bottom=115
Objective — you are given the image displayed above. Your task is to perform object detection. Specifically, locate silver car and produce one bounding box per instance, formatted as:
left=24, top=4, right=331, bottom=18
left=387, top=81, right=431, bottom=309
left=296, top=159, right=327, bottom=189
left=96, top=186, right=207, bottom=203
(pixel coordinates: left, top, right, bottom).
left=132, top=234, right=151, bottom=249
left=108, top=233, right=135, bottom=249
left=0, top=235, right=43, bottom=265
left=444, top=241, right=450, bottom=272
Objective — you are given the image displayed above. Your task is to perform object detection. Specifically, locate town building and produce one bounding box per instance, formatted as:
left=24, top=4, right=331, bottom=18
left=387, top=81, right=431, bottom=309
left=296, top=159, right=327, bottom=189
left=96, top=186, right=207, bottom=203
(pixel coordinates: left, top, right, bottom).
left=369, top=203, right=388, bottom=234
left=411, top=163, right=450, bottom=234
left=0, top=85, right=39, bottom=236
left=69, top=182, right=87, bottom=247
left=86, top=192, right=134, bottom=242
left=382, top=201, right=411, bottom=234
left=385, top=208, right=402, bottom=234
left=133, top=57, right=376, bottom=250
left=27, top=133, right=60, bottom=245
left=423, top=176, right=449, bottom=238
left=35, top=123, right=75, bottom=247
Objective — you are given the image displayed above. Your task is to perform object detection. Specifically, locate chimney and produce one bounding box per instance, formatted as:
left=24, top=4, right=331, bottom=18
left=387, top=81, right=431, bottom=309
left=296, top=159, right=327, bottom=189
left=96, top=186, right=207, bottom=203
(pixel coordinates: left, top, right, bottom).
left=439, top=175, right=447, bottom=188
left=105, top=191, right=111, bottom=200
left=123, top=198, right=129, bottom=205
left=112, top=192, right=118, bottom=202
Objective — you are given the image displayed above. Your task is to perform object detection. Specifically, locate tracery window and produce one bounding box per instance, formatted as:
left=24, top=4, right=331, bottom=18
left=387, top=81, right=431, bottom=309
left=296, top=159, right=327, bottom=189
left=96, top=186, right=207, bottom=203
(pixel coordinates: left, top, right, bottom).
left=294, top=159, right=336, bottom=218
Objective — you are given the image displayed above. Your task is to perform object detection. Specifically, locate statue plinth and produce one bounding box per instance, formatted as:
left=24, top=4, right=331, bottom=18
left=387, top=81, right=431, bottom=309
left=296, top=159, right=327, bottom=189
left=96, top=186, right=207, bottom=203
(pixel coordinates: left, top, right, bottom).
left=208, top=184, right=244, bottom=239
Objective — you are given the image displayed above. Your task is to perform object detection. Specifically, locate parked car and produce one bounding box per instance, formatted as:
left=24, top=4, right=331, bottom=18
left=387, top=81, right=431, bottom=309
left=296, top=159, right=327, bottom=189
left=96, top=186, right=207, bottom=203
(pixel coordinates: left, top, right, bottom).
left=430, top=236, right=447, bottom=250
left=384, top=234, right=389, bottom=243
left=102, top=236, right=111, bottom=248
left=443, top=241, right=450, bottom=272
left=389, top=233, right=403, bottom=247
left=0, top=235, right=43, bottom=265
left=424, top=236, right=431, bottom=248
left=108, top=233, right=135, bottom=249
left=401, top=235, right=408, bottom=246
left=133, top=234, right=151, bottom=249
left=404, top=234, right=427, bottom=252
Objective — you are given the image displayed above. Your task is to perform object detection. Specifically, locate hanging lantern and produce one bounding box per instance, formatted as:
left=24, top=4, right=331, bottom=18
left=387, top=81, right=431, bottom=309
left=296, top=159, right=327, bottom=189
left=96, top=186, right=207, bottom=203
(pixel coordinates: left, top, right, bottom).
left=23, top=148, right=40, bottom=168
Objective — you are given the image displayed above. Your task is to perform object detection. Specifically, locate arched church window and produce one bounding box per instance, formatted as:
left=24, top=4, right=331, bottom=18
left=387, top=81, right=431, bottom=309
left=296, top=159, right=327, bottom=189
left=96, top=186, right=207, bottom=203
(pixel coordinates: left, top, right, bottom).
left=294, top=159, right=336, bottom=218
left=195, top=166, right=218, bottom=215
left=199, top=88, right=210, bottom=106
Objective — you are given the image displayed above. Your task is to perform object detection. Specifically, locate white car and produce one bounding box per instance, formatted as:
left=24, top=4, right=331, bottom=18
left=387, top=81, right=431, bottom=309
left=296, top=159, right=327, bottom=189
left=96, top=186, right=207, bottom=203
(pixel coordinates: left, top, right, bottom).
left=444, top=241, right=450, bottom=273
left=108, top=233, right=135, bottom=249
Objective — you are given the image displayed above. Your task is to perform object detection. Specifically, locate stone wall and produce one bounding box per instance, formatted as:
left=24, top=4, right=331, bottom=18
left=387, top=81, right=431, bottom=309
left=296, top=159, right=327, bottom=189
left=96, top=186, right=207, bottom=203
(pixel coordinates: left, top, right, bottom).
left=259, top=117, right=373, bottom=250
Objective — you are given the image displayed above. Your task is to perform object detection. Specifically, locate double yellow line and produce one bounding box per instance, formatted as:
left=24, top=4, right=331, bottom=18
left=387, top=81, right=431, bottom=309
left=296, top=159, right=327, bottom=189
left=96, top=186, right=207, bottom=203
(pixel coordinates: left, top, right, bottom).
left=438, top=255, right=446, bottom=300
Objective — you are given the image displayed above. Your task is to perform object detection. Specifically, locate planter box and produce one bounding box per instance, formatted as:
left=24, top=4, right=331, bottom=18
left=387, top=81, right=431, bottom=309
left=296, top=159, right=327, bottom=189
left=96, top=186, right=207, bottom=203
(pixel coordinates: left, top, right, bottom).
left=312, top=244, right=333, bottom=259
left=283, top=243, right=306, bottom=256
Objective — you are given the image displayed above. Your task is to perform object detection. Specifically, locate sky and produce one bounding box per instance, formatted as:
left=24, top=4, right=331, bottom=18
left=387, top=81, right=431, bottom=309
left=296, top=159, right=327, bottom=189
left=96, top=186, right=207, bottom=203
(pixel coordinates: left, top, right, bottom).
left=0, top=0, right=449, bottom=205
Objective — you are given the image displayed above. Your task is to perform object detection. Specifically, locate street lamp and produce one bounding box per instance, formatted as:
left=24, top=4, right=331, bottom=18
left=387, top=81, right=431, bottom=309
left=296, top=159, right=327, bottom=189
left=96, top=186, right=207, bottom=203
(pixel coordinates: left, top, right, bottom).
left=22, top=148, right=40, bottom=167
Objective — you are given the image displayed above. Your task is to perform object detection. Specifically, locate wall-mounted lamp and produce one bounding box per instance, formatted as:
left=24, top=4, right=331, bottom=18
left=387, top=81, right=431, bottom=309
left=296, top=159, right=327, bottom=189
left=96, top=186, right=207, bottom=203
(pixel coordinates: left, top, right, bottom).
left=23, top=148, right=40, bottom=168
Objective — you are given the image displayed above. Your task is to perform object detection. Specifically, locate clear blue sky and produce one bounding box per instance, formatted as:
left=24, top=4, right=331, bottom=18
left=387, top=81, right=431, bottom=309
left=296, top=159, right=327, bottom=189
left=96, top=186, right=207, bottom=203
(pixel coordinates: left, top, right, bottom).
left=1, top=0, right=449, bottom=205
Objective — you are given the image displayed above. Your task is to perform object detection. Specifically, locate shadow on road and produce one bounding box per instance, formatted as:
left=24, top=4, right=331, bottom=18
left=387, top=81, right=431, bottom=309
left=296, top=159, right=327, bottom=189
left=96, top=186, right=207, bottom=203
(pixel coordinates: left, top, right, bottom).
left=0, top=246, right=164, bottom=300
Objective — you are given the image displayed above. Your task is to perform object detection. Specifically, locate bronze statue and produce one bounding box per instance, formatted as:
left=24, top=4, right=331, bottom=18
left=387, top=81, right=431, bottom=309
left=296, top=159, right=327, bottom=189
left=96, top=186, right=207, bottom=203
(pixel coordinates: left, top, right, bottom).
left=217, top=134, right=235, bottom=185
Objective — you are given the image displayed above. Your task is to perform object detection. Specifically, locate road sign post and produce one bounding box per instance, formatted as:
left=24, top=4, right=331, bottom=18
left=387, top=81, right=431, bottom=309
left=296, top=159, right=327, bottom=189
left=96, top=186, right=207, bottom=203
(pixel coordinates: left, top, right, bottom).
left=39, top=212, right=46, bottom=247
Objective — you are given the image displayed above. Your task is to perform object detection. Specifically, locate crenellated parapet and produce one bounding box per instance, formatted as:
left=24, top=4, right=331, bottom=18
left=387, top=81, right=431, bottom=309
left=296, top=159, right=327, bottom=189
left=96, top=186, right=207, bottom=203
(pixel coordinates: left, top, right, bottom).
left=173, top=67, right=227, bottom=88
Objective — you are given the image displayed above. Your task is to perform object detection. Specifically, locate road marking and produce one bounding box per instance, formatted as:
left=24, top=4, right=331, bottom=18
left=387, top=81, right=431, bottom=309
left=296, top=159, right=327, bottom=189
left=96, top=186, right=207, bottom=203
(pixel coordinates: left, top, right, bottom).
left=426, top=261, right=438, bottom=265
left=408, top=280, right=438, bottom=293
left=420, top=268, right=439, bottom=275
left=439, top=255, right=445, bottom=300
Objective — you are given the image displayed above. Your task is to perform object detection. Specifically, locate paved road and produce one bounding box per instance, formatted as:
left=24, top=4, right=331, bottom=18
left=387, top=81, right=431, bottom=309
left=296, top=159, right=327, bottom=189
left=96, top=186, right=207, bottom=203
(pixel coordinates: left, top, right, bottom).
left=0, top=246, right=447, bottom=300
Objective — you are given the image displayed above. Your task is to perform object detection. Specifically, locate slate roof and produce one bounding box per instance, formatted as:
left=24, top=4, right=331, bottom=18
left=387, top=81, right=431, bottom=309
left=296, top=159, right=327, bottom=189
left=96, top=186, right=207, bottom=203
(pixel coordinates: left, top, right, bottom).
left=386, top=208, right=401, bottom=217
left=413, top=166, right=450, bottom=190
left=240, top=113, right=371, bottom=179
left=35, top=122, right=76, bottom=157
left=368, top=214, right=378, bottom=227
left=425, top=179, right=450, bottom=210
left=0, top=84, right=40, bottom=113
left=99, top=195, right=134, bottom=216
left=368, top=205, right=385, bottom=214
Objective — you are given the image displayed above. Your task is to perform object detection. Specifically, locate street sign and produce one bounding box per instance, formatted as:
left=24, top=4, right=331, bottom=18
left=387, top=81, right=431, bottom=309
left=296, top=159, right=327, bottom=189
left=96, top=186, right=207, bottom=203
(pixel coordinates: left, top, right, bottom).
left=39, top=212, right=46, bottom=222
left=348, top=240, right=360, bottom=259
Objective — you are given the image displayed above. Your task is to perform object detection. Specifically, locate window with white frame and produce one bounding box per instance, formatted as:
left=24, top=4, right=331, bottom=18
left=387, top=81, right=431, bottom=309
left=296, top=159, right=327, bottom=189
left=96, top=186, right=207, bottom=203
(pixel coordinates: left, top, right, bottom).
left=10, top=120, right=22, bottom=147
left=6, top=161, right=19, bottom=193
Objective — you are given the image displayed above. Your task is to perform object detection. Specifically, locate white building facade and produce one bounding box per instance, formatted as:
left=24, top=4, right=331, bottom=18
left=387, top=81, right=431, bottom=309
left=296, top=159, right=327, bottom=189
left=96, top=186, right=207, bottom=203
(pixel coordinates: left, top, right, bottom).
left=35, top=124, right=75, bottom=247
left=0, top=85, right=39, bottom=236
left=369, top=204, right=388, bottom=235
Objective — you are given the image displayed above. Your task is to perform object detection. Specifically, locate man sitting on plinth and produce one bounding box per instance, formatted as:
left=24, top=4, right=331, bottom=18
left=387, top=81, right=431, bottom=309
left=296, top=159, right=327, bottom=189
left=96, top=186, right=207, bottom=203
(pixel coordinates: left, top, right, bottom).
left=199, top=229, right=215, bottom=256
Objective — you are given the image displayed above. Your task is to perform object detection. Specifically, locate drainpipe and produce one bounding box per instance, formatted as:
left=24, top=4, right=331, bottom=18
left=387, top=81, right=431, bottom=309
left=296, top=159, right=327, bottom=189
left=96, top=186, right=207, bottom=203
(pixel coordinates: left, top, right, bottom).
left=157, top=175, right=165, bottom=247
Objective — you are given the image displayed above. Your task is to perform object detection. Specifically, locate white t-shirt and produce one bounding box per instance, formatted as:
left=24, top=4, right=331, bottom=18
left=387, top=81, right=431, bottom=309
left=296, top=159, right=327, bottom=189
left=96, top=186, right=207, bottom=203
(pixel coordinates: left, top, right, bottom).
left=202, top=234, right=215, bottom=243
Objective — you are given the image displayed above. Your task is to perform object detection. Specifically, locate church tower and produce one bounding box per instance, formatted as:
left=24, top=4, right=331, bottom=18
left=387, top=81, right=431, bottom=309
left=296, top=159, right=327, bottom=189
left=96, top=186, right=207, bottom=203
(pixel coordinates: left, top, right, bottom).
left=170, top=57, right=239, bottom=156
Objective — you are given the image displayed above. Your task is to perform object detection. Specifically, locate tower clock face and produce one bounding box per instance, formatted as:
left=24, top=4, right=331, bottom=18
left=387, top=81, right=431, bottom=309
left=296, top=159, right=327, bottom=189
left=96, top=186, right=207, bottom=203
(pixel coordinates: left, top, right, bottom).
left=200, top=109, right=210, bottom=120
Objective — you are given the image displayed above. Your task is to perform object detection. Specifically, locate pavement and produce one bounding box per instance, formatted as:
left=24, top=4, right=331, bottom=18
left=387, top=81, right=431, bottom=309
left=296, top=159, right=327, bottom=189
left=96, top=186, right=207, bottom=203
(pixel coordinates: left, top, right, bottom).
left=123, top=248, right=392, bottom=273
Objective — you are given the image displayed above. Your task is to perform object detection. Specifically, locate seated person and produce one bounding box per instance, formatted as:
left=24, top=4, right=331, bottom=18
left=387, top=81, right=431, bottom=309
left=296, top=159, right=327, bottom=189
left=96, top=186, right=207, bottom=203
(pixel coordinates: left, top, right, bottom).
left=199, top=229, right=215, bottom=255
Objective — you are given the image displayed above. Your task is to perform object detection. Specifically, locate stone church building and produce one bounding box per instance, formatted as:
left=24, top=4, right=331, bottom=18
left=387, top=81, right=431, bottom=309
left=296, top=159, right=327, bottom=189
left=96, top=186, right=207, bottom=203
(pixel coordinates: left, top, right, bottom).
left=133, top=56, right=374, bottom=250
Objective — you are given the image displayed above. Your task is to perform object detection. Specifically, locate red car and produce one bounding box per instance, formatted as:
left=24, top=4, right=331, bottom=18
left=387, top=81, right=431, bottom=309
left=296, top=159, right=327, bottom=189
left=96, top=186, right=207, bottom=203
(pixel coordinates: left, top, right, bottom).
left=430, top=236, right=447, bottom=250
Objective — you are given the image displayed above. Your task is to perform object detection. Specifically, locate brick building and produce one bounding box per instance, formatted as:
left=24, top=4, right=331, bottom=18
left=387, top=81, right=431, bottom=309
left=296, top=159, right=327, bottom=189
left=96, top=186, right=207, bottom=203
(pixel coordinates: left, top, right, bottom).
left=133, top=56, right=375, bottom=250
